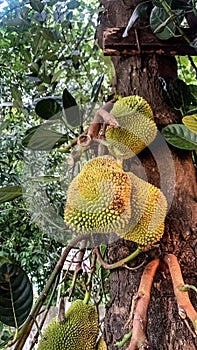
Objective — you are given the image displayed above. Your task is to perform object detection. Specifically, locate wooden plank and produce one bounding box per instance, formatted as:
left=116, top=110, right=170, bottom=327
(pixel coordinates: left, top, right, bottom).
left=102, top=27, right=197, bottom=56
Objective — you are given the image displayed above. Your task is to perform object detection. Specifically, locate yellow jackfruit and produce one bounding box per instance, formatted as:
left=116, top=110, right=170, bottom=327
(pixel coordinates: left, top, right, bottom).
left=97, top=337, right=107, bottom=350
left=38, top=300, right=99, bottom=350
left=64, top=157, right=132, bottom=234
left=64, top=157, right=167, bottom=246
left=105, top=95, right=157, bottom=158
left=122, top=172, right=167, bottom=246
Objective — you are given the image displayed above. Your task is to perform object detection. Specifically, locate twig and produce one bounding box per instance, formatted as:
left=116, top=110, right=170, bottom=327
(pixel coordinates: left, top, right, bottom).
left=28, top=274, right=60, bottom=350
left=9, top=234, right=89, bottom=350
left=126, top=259, right=160, bottom=350
left=83, top=251, right=97, bottom=304
left=77, top=100, right=118, bottom=146
left=164, top=254, right=197, bottom=335
left=68, top=243, right=87, bottom=300
left=94, top=246, right=142, bottom=270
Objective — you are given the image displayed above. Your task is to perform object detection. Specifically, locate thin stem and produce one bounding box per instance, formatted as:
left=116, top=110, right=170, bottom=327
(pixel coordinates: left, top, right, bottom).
left=9, top=234, right=89, bottom=350
left=164, top=254, right=197, bottom=334
left=159, top=0, right=193, bottom=47
left=94, top=246, right=142, bottom=270
left=83, top=252, right=97, bottom=304
left=28, top=274, right=60, bottom=350
left=68, top=244, right=87, bottom=300
left=126, top=259, right=160, bottom=350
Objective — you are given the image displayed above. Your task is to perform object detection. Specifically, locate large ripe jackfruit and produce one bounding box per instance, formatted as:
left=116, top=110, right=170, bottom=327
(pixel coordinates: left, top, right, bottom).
left=122, top=172, right=167, bottom=246
left=37, top=300, right=99, bottom=350
left=64, top=157, right=132, bottom=234
left=64, top=156, right=167, bottom=246
left=105, top=95, right=157, bottom=158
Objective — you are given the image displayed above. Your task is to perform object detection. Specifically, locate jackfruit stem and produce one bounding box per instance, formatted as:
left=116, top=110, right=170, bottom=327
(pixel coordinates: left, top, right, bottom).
left=94, top=246, right=142, bottom=270
left=164, top=254, right=197, bottom=334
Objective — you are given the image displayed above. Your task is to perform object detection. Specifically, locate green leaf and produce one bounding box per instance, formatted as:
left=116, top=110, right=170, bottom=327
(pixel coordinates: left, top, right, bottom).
left=122, top=1, right=150, bottom=37
left=51, top=69, right=64, bottom=84
left=182, top=115, right=197, bottom=134
left=90, top=73, right=104, bottom=103
left=0, top=186, right=22, bottom=204
left=0, top=263, right=33, bottom=327
left=35, top=97, right=62, bottom=119
left=190, top=37, right=197, bottom=50
left=62, top=88, right=81, bottom=127
left=67, top=0, right=80, bottom=9
left=22, top=125, right=68, bottom=150
left=150, top=7, right=176, bottom=40
left=162, top=124, right=197, bottom=150
left=41, top=28, right=55, bottom=41
left=167, top=79, right=192, bottom=114
left=30, top=175, right=60, bottom=182
left=30, top=0, right=44, bottom=13
left=189, top=85, right=197, bottom=103
left=11, top=87, right=22, bottom=108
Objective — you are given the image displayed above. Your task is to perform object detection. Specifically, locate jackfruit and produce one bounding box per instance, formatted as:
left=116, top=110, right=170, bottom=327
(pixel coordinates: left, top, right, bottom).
left=37, top=300, right=99, bottom=350
left=97, top=337, right=107, bottom=350
left=121, top=172, right=167, bottom=246
left=64, top=157, right=132, bottom=234
left=105, top=95, right=157, bottom=158
left=64, top=156, right=167, bottom=246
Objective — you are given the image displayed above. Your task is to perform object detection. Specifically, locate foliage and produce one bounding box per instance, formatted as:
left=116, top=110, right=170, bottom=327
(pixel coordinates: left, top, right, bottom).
left=123, top=0, right=197, bottom=49
left=0, top=1, right=111, bottom=310
left=0, top=263, right=33, bottom=327
left=0, top=0, right=196, bottom=348
left=161, top=78, right=197, bottom=150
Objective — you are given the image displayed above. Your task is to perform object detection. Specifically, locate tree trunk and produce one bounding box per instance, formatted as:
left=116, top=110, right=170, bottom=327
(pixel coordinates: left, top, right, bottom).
left=97, top=1, right=197, bottom=349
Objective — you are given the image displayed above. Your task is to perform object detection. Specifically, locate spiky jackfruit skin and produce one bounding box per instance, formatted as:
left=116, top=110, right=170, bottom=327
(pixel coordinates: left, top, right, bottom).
left=105, top=95, right=157, bottom=158
left=64, top=157, right=132, bottom=234
left=37, top=300, right=99, bottom=350
left=121, top=172, right=167, bottom=246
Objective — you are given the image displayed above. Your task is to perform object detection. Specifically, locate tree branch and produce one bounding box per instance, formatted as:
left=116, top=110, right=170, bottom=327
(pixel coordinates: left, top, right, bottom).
left=9, top=234, right=89, bottom=350
left=164, top=254, right=197, bottom=334
left=126, top=259, right=160, bottom=350
left=77, top=100, right=118, bottom=146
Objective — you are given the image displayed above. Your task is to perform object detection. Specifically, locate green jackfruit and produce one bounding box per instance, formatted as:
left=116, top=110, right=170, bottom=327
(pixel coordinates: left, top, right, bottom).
left=64, top=157, right=132, bottom=234
left=105, top=95, right=157, bottom=158
left=38, top=300, right=99, bottom=350
left=122, top=172, right=167, bottom=246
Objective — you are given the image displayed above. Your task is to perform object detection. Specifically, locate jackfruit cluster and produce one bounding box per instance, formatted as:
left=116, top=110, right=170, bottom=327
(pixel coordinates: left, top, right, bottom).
left=37, top=300, right=99, bottom=350
left=105, top=95, right=157, bottom=158
left=64, top=157, right=132, bottom=234
left=64, top=157, right=167, bottom=246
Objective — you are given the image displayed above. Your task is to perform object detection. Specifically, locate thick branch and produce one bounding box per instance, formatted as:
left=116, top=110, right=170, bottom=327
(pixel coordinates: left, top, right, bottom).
left=77, top=100, right=118, bottom=146
left=126, top=259, right=160, bottom=350
left=164, top=254, right=197, bottom=334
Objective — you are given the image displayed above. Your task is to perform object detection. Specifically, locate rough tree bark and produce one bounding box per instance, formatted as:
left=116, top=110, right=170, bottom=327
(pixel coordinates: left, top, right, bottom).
left=96, top=1, right=197, bottom=349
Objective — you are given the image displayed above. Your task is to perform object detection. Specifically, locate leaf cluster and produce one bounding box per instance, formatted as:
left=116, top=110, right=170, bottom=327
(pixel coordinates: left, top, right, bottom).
left=161, top=78, right=197, bottom=151
left=123, top=0, right=197, bottom=49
